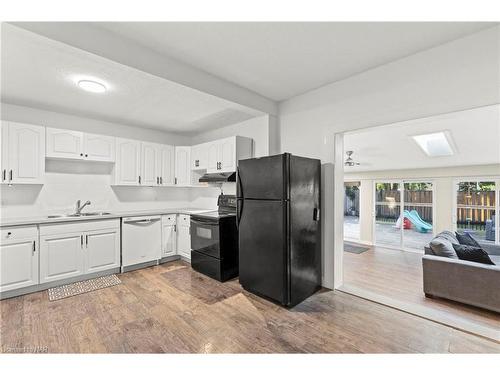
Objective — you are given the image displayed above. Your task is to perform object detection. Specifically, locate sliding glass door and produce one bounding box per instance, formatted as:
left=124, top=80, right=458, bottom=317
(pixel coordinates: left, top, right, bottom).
left=455, top=180, right=497, bottom=244
left=374, top=180, right=434, bottom=251
left=344, top=182, right=361, bottom=241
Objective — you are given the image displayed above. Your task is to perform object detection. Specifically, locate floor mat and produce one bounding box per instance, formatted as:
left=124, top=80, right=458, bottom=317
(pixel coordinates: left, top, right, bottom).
left=344, top=243, right=370, bottom=254
left=48, top=274, right=121, bottom=301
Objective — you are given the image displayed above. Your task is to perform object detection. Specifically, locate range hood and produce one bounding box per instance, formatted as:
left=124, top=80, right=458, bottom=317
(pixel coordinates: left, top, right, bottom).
left=198, top=172, right=236, bottom=183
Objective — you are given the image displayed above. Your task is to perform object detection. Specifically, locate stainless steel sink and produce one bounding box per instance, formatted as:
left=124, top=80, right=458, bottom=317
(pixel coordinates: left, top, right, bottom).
left=47, top=212, right=111, bottom=219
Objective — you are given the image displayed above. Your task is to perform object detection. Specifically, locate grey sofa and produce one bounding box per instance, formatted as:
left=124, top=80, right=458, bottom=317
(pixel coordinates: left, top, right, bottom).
left=423, top=232, right=500, bottom=313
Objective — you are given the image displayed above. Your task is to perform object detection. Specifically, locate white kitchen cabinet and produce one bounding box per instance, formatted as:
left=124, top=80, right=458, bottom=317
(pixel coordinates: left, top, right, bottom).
left=84, top=228, right=120, bottom=274
left=141, top=142, right=160, bottom=186
left=206, top=136, right=253, bottom=173
left=83, top=133, right=115, bottom=162
left=159, top=145, right=175, bottom=185
left=40, top=219, right=120, bottom=284
left=0, top=226, right=39, bottom=292
left=47, top=128, right=115, bottom=162
left=1, top=121, right=45, bottom=184
left=175, top=146, right=191, bottom=186
left=162, top=214, right=177, bottom=257
left=46, top=127, right=83, bottom=160
left=191, top=142, right=208, bottom=170
left=114, top=138, right=141, bottom=185
left=40, top=232, right=85, bottom=283
left=176, top=214, right=191, bottom=259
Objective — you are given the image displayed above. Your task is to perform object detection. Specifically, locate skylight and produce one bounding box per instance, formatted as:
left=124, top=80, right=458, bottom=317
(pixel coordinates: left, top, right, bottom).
left=412, top=132, right=454, bottom=157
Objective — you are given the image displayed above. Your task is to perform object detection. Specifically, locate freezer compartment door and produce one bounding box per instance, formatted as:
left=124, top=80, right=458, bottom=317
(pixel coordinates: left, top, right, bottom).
left=237, top=154, right=288, bottom=200
left=238, top=199, right=288, bottom=305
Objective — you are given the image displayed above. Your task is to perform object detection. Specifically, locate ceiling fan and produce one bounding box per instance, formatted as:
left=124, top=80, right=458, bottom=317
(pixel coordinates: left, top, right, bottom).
left=344, top=151, right=361, bottom=167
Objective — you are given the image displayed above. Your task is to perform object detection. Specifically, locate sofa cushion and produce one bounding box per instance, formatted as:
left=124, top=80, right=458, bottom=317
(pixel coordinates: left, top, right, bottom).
left=452, top=244, right=495, bottom=265
left=436, top=231, right=459, bottom=245
left=430, top=237, right=458, bottom=258
left=490, top=255, right=500, bottom=265
left=455, top=232, right=481, bottom=248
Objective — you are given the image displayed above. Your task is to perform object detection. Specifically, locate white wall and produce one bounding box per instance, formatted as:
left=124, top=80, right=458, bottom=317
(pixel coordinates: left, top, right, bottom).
left=345, top=164, right=500, bottom=244
left=279, top=26, right=500, bottom=288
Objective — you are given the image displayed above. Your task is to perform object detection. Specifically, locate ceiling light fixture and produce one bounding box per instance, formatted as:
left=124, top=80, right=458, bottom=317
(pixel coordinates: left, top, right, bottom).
left=77, top=79, right=107, bottom=93
left=412, top=131, right=454, bottom=157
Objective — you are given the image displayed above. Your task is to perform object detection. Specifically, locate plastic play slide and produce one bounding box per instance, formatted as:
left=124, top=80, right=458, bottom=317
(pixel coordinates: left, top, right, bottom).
left=395, top=210, right=433, bottom=233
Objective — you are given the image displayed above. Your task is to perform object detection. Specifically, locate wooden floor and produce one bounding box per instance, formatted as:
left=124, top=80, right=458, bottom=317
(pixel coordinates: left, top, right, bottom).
left=1, top=260, right=499, bottom=353
left=344, top=244, right=500, bottom=336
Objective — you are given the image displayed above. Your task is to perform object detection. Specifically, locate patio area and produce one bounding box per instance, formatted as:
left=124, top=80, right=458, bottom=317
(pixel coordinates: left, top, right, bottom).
left=344, top=215, right=434, bottom=251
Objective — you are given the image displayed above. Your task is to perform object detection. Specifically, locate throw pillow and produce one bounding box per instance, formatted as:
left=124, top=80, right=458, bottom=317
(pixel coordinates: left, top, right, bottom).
left=455, top=232, right=481, bottom=248
left=452, top=243, right=495, bottom=265
left=429, top=238, right=458, bottom=258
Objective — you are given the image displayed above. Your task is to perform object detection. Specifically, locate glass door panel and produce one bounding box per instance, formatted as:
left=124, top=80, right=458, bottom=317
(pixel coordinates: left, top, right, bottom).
left=344, top=182, right=360, bottom=241
left=375, top=182, right=401, bottom=248
left=456, top=181, right=496, bottom=244
left=403, top=182, right=434, bottom=250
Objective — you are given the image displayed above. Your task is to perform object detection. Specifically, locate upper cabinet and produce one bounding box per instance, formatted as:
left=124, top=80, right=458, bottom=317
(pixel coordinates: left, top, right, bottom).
left=191, top=142, right=208, bottom=170
left=206, top=136, right=253, bottom=173
left=1, top=121, right=45, bottom=184
left=175, top=147, right=191, bottom=186
left=114, top=140, right=175, bottom=186
left=46, top=127, right=114, bottom=162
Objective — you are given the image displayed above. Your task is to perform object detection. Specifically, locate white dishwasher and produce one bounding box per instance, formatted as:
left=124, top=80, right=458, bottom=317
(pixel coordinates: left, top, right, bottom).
left=122, top=216, right=162, bottom=268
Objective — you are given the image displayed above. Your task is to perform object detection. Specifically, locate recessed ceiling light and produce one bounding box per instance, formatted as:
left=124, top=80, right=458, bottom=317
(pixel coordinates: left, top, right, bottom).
left=77, top=80, right=107, bottom=93
left=412, top=132, right=454, bottom=157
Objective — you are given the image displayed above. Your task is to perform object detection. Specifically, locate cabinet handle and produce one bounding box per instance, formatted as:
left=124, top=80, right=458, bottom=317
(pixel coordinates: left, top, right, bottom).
left=2, top=169, right=5, bottom=181
left=138, top=176, right=141, bottom=184
left=81, top=235, right=84, bottom=248
left=86, top=235, right=88, bottom=248
left=32, top=241, right=36, bottom=255
left=160, top=176, right=163, bottom=185
left=80, top=153, right=84, bottom=157
left=175, top=177, right=177, bottom=185
left=85, top=154, right=88, bottom=158
left=9, top=169, right=12, bottom=182
left=156, top=176, right=159, bottom=185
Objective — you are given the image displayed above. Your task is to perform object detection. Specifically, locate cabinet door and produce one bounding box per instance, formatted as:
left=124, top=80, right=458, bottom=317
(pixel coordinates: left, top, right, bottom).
left=141, top=142, right=160, bottom=186
left=8, top=122, right=45, bottom=184
left=175, top=147, right=191, bottom=186
left=191, top=143, right=208, bottom=170
left=160, top=145, right=175, bottom=185
left=1, top=122, right=9, bottom=183
left=219, top=137, right=236, bottom=173
left=84, top=229, right=120, bottom=274
left=40, top=233, right=85, bottom=283
left=114, top=138, right=141, bottom=185
left=46, top=127, right=83, bottom=159
left=0, top=239, right=38, bottom=292
left=176, top=225, right=191, bottom=259
left=83, top=133, right=115, bottom=162
left=162, top=223, right=176, bottom=257
left=206, top=141, right=219, bottom=173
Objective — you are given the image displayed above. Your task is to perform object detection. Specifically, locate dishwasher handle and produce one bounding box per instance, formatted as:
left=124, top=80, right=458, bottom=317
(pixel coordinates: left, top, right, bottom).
left=123, top=217, right=161, bottom=224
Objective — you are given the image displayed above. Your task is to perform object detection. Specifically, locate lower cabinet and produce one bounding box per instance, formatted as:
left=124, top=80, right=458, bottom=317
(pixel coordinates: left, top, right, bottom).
left=177, top=214, right=191, bottom=259
left=0, top=226, right=39, bottom=292
left=162, top=214, right=177, bottom=258
left=40, top=219, right=120, bottom=284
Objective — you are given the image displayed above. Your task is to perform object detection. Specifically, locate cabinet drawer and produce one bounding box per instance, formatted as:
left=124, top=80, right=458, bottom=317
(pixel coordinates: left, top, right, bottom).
left=0, top=225, right=38, bottom=244
left=162, top=214, right=176, bottom=225
left=177, top=214, right=190, bottom=227
left=40, top=219, right=119, bottom=236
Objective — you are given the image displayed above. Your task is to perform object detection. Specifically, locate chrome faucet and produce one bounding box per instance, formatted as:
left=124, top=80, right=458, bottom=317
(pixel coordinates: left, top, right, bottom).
left=75, top=200, right=91, bottom=215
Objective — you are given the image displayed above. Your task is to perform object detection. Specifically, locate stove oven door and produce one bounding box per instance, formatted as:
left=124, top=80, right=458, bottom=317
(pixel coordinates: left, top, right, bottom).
left=190, top=217, right=220, bottom=258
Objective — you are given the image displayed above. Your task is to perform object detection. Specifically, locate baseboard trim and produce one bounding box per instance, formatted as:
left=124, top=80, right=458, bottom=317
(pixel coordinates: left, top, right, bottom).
left=338, top=284, right=500, bottom=343
left=0, top=267, right=120, bottom=300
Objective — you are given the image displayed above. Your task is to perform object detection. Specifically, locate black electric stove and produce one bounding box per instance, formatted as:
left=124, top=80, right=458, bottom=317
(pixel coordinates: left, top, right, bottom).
left=190, top=195, right=238, bottom=282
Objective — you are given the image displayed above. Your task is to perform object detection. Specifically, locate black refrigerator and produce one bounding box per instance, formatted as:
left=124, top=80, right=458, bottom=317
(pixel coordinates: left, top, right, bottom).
left=236, top=153, right=322, bottom=307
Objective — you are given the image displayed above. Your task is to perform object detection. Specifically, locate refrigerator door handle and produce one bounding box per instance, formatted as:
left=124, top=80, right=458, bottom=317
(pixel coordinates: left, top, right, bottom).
left=313, top=208, right=320, bottom=221
left=236, top=198, right=243, bottom=229
left=236, top=167, right=242, bottom=199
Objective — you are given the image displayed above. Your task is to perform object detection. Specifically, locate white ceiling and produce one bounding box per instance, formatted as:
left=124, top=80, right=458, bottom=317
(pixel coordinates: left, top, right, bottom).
left=97, top=22, right=496, bottom=101
left=344, top=105, right=500, bottom=172
left=1, top=24, right=262, bottom=134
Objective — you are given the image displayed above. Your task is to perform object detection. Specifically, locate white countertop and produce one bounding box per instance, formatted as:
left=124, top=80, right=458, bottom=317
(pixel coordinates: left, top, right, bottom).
left=0, top=207, right=213, bottom=227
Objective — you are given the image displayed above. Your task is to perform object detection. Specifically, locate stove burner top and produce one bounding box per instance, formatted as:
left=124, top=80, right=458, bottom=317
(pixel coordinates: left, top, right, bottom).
left=191, top=194, right=236, bottom=221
